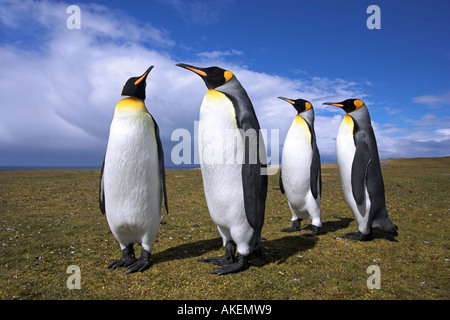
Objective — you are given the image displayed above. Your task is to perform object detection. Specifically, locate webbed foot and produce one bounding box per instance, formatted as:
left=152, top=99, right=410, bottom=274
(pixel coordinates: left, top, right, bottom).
left=126, top=249, right=151, bottom=274
left=281, top=219, right=301, bottom=233
left=342, top=230, right=372, bottom=241
left=210, top=254, right=249, bottom=275
left=302, top=225, right=320, bottom=237
left=198, top=241, right=236, bottom=266
left=107, top=244, right=137, bottom=269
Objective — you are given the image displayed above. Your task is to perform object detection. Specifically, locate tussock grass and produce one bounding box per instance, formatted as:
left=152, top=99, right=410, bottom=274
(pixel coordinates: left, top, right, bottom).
left=0, top=157, right=448, bottom=300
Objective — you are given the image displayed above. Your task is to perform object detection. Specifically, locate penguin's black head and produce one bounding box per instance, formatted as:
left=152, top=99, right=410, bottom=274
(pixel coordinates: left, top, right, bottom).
left=323, top=99, right=365, bottom=113
left=121, top=65, right=153, bottom=100
left=176, top=63, right=234, bottom=90
left=278, top=97, right=313, bottom=114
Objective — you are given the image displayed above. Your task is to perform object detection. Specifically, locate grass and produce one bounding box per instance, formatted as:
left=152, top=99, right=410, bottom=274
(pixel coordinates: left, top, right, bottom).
left=0, top=157, right=448, bottom=300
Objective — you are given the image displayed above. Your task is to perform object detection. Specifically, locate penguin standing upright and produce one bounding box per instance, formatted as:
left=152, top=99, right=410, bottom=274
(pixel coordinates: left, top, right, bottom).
left=176, top=63, right=267, bottom=275
left=99, top=65, right=168, bottom=273
left=323, top=99, right=397, bottom=241
left=278, top=97, right=322, bottom=235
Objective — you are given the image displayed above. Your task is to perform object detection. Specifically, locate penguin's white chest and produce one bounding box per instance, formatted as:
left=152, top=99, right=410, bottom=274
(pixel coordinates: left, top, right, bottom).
left=198, top=90, right=246, bottom=227
left=104, top=110, right=162, bottom=246
left=198, top=90, right=242, bottom=165
left=336, top=115, right=356, bottom=193
left=282, top=116, right=313, bottom=202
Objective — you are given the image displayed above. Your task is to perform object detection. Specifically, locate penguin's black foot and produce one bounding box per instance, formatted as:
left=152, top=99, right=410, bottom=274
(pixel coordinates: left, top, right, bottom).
left=107, top=245, right=137, bottom=269
left=302, top=226, right=320, bottom=237
left=198, top=241, right=236, bottom=266
left=342, top=231, right=372, bottom=241
left=388, top=225, right=399, bottom=237
left=281, top=219, right=301, bottom=232
left=126, top=250, right=151, bottom=274
left=210, top=255, right=249, bottom=276
left=199, top=256, right=234, bottom=266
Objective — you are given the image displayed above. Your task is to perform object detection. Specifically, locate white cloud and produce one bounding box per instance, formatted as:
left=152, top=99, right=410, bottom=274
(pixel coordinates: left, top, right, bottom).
left=371, top=117, right=450, bottom=159
left=412, top=91, right=450, bottom=108
left=434, top=128, right=450, bottom=136
left=0, top=0, right=177, bottom=165
left=197, top=49, right=244, bottom=59
left=0, top=0, right=448, bottom=166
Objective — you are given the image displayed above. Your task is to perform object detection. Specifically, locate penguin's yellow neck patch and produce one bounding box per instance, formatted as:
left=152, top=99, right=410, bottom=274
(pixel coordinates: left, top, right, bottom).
left=115, top=97, right=147, bottom=113
left=205, top=89, right=226, bottom=101
left=342, top=114, right=354, bottom=129
left=292, top=115, right=311, bottom=143
left=293, top=114, right=308, bottom=128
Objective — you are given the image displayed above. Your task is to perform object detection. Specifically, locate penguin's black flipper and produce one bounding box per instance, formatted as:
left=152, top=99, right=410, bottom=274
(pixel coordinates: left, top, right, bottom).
left=241, top=162, right=266, bottom=231
left=351, top=134, right=371, bottom=206
left=279, top=168, right=285, bottom=194
left=310, top=138, right=321, bottom=199
left=99, top=156, right=106, bottom=215
left=151, top=116, right=169, bottom=215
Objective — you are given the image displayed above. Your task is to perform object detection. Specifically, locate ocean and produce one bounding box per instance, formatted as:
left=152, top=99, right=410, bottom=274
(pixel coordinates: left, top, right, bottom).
left=0, top=165, right=200, bottom=171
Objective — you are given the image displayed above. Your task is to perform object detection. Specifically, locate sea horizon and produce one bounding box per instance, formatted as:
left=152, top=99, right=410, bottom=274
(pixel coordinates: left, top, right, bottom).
left=0, top=165, right=201, bottom=171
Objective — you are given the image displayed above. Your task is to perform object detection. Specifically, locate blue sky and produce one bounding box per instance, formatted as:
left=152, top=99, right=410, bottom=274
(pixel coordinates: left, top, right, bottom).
left=0, top=0, right=449, bottom=167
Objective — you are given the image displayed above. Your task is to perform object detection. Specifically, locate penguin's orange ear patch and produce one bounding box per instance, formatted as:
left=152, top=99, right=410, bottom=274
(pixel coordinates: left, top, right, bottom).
left=354, top=99, right=364, bottom=109
left=305, top=101, right=312, bottom=111
left=224, top=71, right=233, bottom=83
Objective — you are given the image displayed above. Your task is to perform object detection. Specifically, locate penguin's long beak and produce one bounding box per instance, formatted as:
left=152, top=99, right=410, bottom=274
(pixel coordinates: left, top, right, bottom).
left=323, top=102, right=344, bottom=108
left=176, top=63, right=207, bottom=77
left=278, top=97, right=295, bottom=105
left=134, top=65, right=154, bottom=85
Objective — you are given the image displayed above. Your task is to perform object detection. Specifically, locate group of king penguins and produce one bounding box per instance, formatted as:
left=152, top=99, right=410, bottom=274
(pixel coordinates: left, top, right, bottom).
left=99, top=64, right=398, bottom=275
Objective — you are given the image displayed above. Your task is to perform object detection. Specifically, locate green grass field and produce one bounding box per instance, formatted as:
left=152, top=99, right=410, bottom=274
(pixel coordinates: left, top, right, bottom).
left=0, top=157, right=448, bottom=300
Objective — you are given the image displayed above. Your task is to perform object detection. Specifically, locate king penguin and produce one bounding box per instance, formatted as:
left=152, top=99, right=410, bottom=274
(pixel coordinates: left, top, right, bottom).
left=323, top=99, right=397, bottom=241
left=99, top=65, right=168, bottom=273
left=278, top=97, right=322, bottom=235
left=176, top=63, right=268, bottom=275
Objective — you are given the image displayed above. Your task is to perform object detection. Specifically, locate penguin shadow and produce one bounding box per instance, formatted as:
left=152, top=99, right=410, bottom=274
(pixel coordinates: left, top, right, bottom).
left=149, top=218, right=354, bottom=267
left=249, top=217, right=353, bottom=267
left=317, top=217, right=353, bottom=235
left=254, top=235, right=318, bottom=267
left=319, top=217, right=398, bottom=242
left=151, top=235, right=318, bottom=269
left=151, top=237, right=223, bottom=265
left=370, top=228, right=399, bottom=242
